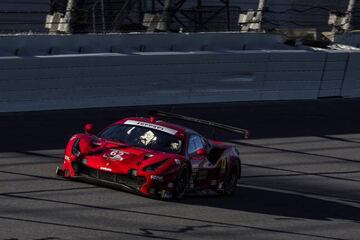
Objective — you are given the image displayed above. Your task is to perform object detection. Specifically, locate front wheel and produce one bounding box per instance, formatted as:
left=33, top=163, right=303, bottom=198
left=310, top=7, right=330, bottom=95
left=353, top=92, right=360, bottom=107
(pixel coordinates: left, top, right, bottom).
left=55, top=166, right=64, bottom=177
left=224, top=164, right=239, bottom=195
left=174, top=165, right=190, bottom=200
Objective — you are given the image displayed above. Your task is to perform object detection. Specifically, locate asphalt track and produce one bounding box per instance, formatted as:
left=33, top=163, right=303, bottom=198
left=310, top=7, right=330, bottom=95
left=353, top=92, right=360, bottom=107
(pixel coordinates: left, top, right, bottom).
left=1, top=99, right=360, bottom=240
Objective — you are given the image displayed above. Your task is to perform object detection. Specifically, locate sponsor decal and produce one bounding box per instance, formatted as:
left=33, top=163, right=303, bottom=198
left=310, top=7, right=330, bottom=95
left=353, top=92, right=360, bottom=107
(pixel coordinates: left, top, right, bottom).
left=220, top=158, right=227, bottom=174
left=100, top=167, right=112, bottom=172
left=221, top=158, right=227, bottom=169
left=124, top=120, right=178, bottom=135
left=218, top=182, right=224, bottom=190
left=192, top=161, right=201, bottom=169
left=64, top=155, right=71, bottom=161
left=150, top=175, right=164, bottom=182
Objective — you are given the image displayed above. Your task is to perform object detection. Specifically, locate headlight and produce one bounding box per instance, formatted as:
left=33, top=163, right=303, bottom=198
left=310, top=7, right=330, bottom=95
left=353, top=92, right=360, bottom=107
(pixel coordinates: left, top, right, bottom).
left=72, top=138, right=81, bottom=157
left=143, top=159, right=169, bottom=172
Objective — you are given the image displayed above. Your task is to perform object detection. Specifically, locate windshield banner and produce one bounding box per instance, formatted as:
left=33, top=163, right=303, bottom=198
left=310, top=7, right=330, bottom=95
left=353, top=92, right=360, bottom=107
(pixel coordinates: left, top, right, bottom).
left=124, top=120, right=178, bottom=135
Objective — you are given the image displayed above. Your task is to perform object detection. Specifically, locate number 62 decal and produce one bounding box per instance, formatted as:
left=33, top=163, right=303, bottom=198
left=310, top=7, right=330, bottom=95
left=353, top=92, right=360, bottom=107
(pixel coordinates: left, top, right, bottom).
left=105, top=149, right=128, bottom=161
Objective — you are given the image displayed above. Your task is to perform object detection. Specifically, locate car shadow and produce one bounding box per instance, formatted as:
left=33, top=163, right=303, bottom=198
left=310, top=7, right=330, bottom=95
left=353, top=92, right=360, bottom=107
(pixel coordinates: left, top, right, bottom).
left=180, top=186, right=360, bottom=223
left=1, top=99, right=360, bottom=152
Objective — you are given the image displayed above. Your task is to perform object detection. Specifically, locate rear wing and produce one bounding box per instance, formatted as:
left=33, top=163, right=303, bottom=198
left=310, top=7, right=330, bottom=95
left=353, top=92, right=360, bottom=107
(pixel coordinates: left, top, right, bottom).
left=149, top=110, right=249, bottom=139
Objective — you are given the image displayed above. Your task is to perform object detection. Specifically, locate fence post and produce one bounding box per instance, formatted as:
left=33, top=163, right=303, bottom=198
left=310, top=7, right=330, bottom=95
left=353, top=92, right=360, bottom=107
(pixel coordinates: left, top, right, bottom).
left=344, top=0, right=356, bottom=31
left=256, top=0, right=267, bottom=32
left=63, top=0, right=75, bottom=33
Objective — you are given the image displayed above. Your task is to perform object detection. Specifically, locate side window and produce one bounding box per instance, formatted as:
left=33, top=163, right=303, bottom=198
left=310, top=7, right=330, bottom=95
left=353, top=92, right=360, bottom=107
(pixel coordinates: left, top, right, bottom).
left=188, top=137, right=197, bottom=154
left=187, top=135, right=205, bottom=154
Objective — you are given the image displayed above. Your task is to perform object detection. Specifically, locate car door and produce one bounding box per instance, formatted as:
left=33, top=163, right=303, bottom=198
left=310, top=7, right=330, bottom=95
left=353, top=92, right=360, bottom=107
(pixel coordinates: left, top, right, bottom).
left=187, top=134, right=219, bottom=190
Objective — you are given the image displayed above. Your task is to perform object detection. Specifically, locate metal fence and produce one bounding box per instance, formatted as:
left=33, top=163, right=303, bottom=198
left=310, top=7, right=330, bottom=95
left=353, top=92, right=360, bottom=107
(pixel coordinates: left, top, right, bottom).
left=0, top=0, right=359, bottom=34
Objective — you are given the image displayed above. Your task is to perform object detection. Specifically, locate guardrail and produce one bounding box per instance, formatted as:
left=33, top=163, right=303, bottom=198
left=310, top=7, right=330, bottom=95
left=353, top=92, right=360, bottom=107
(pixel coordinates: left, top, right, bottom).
left=0, top=33, right=359, bottom=112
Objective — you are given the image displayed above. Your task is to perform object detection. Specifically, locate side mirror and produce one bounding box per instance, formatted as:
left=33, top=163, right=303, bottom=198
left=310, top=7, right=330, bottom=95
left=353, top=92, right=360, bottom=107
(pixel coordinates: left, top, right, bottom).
left=84, top=123, right=94, bottom=134
left=196, top=148, right=208, bottom=157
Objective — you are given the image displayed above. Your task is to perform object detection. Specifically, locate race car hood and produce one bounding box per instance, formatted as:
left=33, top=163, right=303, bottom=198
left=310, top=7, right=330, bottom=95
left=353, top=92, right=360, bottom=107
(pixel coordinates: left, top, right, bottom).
left=82, top=140, right=179, bottom=174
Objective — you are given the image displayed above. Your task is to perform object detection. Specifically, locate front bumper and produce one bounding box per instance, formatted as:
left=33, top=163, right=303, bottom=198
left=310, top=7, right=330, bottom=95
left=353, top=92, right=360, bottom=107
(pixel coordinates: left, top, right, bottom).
left=59, top=164, right=175, bottom=199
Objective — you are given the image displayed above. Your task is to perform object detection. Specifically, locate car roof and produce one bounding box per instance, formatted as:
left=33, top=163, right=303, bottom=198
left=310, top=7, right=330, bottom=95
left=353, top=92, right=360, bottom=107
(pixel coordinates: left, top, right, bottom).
left=115, top=117, right=199, bottom=137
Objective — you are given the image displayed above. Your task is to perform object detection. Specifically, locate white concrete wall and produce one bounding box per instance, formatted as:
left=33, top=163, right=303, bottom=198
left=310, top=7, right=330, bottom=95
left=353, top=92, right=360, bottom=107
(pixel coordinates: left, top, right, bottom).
left=0, top=50, right=348, bottom=112
left=0, top=33, right=358, bottom=113
left=318, top=51, right=349, bottom=98
left=342, top=52, right=360, bottom=97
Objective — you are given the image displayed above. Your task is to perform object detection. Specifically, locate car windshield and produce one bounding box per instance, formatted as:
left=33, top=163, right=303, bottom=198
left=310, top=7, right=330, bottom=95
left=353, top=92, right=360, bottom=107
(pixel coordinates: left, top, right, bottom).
left=99, top=124, right=183, bottom=154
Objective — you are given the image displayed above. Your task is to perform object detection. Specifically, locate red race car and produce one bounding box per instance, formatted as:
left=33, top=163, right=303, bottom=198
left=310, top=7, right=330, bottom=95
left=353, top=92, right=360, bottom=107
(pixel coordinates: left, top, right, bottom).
left=56, top=111, right=249, bottom=199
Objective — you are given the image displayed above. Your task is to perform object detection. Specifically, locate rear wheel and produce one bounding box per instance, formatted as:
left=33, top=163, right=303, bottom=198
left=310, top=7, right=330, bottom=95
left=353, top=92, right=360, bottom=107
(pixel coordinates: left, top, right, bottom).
left=224, top=164, right=239, bottom=195
left=174, top=165, right=189, bottom=200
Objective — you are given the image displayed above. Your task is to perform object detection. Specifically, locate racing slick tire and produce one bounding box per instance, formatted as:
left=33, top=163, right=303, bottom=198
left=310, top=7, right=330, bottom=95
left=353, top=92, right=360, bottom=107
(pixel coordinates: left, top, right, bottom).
left=223, top=163, right=239, bottom=196
left=174, top=164, right=190, bottom=200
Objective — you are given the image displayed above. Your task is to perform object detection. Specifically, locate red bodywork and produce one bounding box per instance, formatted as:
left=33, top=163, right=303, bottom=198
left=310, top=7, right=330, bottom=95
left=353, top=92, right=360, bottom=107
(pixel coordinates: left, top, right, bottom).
left=59, top=117, right=241, bottom=199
